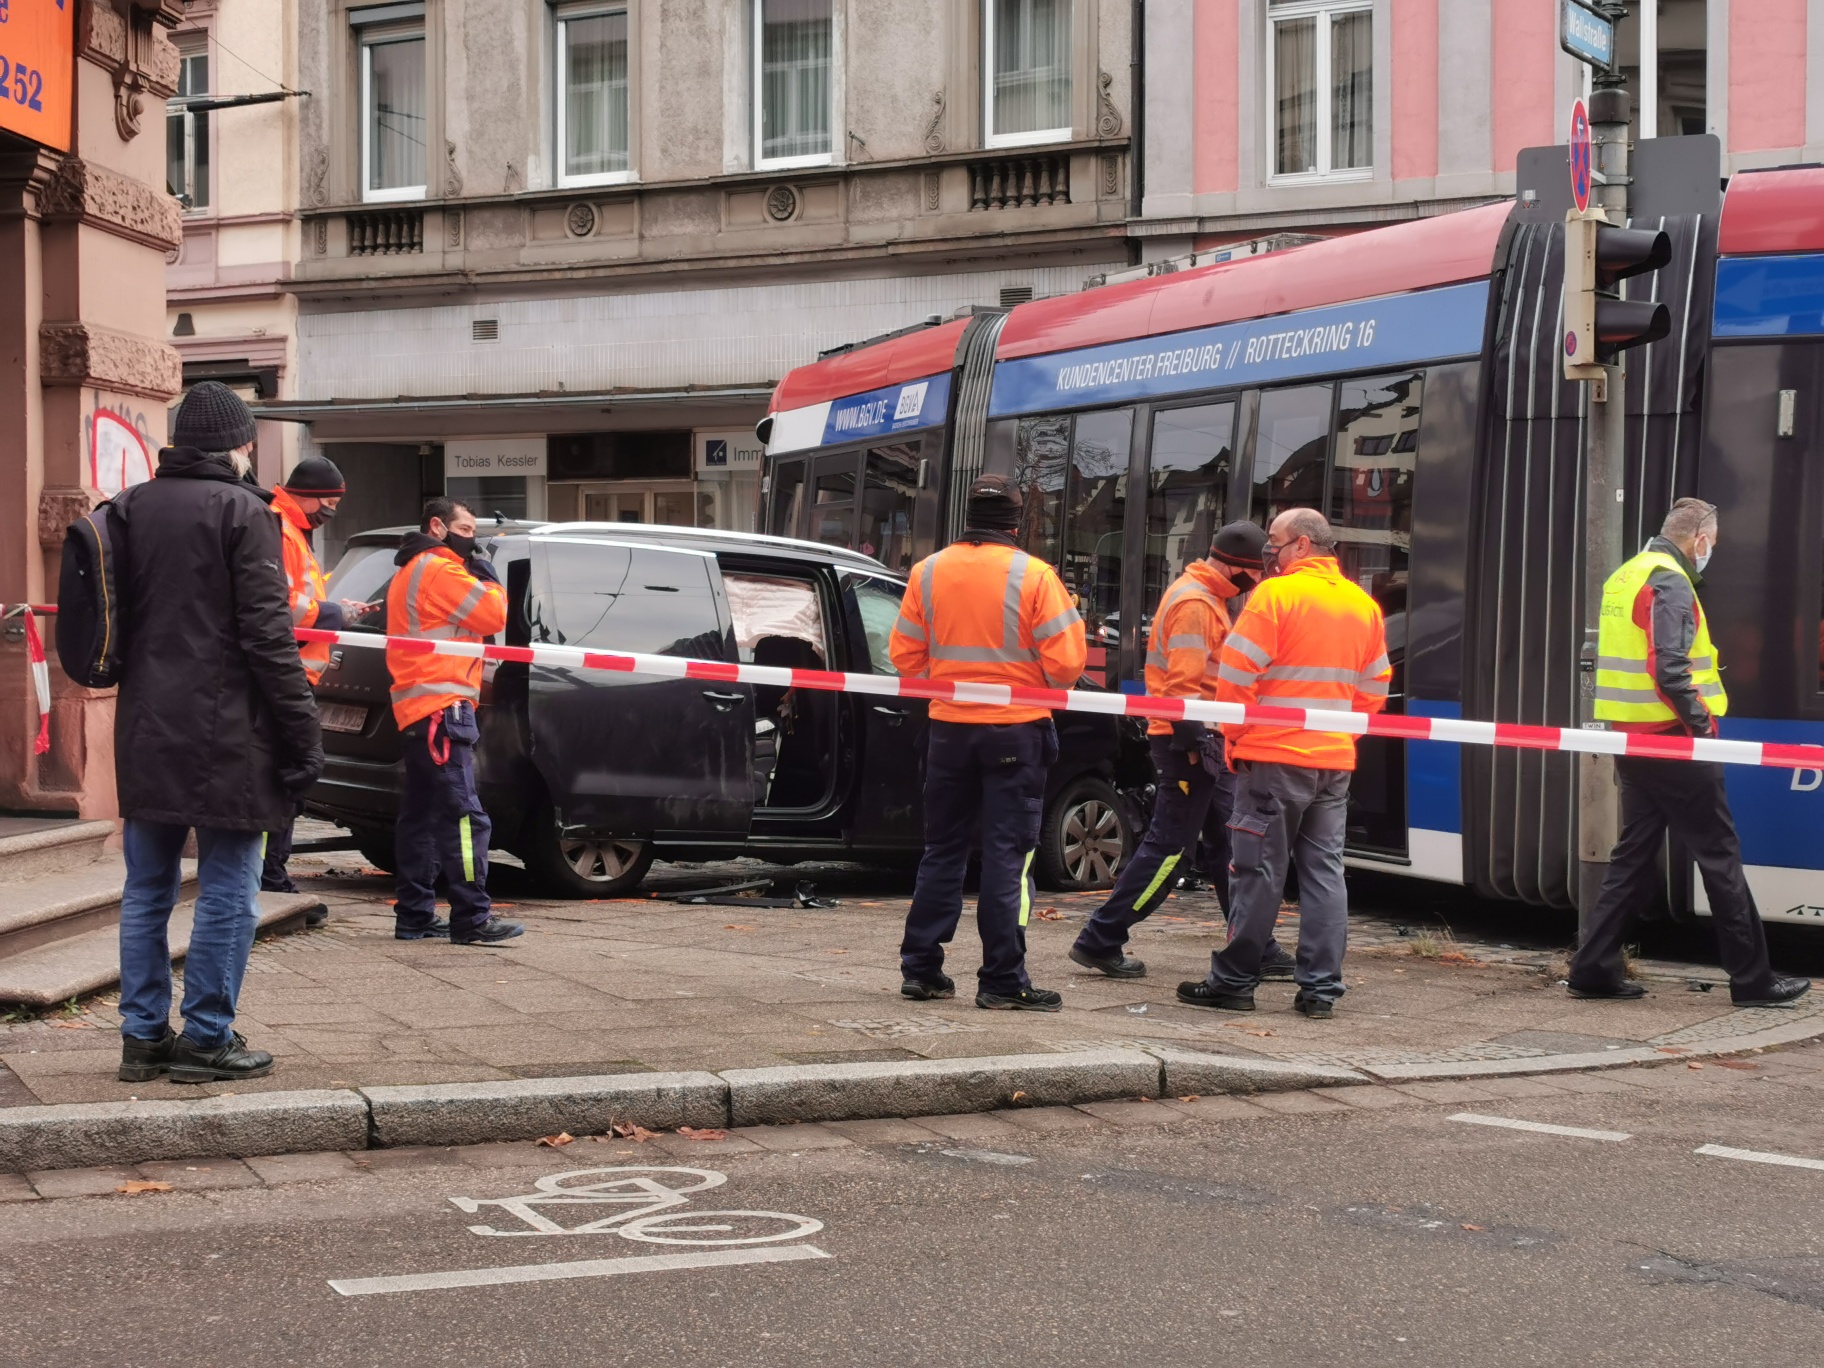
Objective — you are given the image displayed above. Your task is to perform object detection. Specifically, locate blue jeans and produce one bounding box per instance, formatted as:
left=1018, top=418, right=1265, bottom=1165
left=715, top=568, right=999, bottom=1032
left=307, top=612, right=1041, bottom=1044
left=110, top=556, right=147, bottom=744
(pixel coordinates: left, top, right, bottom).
left=119, top=820, right=264, bottom=1048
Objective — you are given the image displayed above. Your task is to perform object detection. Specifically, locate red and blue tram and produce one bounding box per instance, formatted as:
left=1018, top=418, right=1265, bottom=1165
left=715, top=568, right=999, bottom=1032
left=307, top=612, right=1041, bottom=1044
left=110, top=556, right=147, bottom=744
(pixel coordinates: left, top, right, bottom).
left=758, top=165, right=1824, bottom=923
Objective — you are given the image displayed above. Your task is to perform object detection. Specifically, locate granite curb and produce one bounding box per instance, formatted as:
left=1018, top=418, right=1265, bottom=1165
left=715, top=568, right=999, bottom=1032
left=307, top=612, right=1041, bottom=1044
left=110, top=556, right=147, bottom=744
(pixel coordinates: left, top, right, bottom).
left=3, top=1013, right=1820, bottom=1170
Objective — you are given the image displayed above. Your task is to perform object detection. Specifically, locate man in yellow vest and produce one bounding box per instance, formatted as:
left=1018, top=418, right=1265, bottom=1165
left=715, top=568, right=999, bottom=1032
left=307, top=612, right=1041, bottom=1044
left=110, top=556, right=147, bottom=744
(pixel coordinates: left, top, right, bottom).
left=1574, top=498, right=1810, bottom=1007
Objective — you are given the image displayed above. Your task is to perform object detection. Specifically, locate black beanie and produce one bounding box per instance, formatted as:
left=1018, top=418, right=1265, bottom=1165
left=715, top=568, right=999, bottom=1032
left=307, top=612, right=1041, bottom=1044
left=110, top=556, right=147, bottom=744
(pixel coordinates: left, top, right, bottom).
left=172, top=380, right=257, bottom=452
left=280, top=454, right=347, bottom=496
left=1211, top=520, right=1268, bottom=570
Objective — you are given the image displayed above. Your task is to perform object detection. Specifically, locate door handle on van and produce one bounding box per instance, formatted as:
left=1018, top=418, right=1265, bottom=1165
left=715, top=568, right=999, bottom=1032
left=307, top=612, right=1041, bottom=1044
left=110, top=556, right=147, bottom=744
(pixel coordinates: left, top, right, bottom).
left=872, top=705, right=910, bottom=726
left=702, top=690, right=746, bottom=712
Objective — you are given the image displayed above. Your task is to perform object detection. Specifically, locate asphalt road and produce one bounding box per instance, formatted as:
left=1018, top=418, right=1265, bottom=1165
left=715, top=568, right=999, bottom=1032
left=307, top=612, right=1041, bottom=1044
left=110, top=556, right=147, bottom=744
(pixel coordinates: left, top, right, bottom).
left=5, top=1059, right=1823, bottom=1367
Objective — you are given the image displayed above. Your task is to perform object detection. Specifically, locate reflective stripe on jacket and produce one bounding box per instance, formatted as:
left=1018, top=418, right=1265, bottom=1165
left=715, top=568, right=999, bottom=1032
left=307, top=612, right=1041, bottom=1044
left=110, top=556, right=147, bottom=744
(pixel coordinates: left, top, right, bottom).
left=1143, top=560, right=1236, bottom=742
left=1593, top=543, right=1728, bottom=731
left=889, top=537, right=1088, bottom=724
left=273, top=487, right=332, bottom=684
left=385, top=546, right=509, bottom=729
left=1215, top=555, right=1391, bottom=771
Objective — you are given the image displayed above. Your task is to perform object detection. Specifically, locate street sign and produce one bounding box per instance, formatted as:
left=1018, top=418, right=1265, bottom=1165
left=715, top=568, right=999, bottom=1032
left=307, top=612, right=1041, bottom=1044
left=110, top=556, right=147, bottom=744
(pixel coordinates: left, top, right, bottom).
left=1561, top=0, right=1617, bottom=70
left=1569, top=100, right=1592, bottom=214
left=0, top=0, right=75, bottom=152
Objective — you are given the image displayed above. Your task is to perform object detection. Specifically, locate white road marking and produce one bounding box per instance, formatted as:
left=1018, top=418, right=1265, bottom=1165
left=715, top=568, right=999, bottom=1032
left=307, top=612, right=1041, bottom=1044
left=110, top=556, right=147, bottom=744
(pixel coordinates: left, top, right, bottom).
left=329, top=1244, right=831, bottom=1297
left=940, top=1149, right=1034, bottom=1166
left=1694, top=1143, right=1824, bottom=1172
left=1447, top=1112, right=1632, bottom=1142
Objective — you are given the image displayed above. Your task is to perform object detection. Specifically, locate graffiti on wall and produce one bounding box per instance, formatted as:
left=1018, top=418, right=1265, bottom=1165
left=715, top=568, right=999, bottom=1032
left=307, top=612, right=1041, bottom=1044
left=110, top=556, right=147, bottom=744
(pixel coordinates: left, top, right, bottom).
left=83, top=391, right=156, bottom=496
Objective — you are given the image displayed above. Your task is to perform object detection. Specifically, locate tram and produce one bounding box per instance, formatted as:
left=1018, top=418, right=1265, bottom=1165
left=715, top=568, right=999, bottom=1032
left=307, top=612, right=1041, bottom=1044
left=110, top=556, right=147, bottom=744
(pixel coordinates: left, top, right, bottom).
left=757, top=165, right=1824, bottom=923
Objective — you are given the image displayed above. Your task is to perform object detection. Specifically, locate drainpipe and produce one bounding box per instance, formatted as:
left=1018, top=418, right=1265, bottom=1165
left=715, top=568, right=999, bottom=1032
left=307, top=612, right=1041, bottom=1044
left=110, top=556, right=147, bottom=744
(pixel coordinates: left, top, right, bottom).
left=1129, top=0, right=1146, bottom=261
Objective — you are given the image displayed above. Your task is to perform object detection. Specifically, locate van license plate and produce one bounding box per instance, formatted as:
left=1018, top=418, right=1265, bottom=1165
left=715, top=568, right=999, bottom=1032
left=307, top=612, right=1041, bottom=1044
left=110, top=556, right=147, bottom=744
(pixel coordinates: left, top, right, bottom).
left=319, top=703, right=368, bottom=734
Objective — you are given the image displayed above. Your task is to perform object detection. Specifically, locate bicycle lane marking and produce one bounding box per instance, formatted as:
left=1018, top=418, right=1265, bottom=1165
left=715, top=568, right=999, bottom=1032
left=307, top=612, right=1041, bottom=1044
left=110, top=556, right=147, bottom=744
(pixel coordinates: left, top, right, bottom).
left=327, top=1166, right=832, bottom=1298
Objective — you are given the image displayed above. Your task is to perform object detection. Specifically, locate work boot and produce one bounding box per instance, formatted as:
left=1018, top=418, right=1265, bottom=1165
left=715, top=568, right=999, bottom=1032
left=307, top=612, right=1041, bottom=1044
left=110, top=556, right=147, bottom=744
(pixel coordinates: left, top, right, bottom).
left=1567, top=979, right=1647, bottom=1000
left=901, top=972, right=956, bottom=1001
left=1732, top=976, right=1812, bottom=1008
left=394, top=915, right=452, bottom=941
left=975, top=986, right=1063, bottom=1012
left=302, top=902, right=329, bottom=928
left=1293, top=992, right=1335, bottom=1020
left=118, top=1028, right=177, bottom=1083
left=1176, top=980, right=1255, bottom=1012
left=1259, top=945, right=1297, bottom=981
left=454, top=918, right=525, bottom=946
left=167, top=1032, right=274, bottom=1084
left=1069, top=944, right=1146, bottom=979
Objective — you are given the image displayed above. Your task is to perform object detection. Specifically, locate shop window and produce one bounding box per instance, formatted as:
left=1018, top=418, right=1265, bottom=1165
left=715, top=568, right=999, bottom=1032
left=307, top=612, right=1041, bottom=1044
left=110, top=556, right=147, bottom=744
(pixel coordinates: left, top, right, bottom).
left=986, top=0, right=1072, bottom=148
left=1269, top=0, right=1372, bottom=182
left=166, top=40, right=210, bottom=211
left=755, top=0, right=832, bottom=168
left=557, top=5, right=631, bottom=184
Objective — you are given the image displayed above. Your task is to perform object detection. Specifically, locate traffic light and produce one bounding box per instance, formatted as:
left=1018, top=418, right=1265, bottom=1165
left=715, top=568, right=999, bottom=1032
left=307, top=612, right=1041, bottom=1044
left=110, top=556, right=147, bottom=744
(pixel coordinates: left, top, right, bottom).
left=1563, top=208, right=1672, bottom=381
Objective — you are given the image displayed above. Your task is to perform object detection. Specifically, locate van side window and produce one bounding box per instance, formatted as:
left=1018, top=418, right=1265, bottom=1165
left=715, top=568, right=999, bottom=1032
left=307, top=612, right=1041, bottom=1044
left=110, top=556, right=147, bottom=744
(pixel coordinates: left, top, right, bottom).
left=842, top=574, right=905, bottom=675
left=529, top=542, right=725, bottom=660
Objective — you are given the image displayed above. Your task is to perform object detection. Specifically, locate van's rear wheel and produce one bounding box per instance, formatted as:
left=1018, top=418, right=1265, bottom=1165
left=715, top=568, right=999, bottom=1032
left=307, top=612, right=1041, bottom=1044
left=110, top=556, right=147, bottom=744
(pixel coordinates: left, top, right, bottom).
left=1036, top=777, right=1132, bottom=892
left=522, top=807, right=654, bottom=898
left=351, top=828, right=397, bottom=875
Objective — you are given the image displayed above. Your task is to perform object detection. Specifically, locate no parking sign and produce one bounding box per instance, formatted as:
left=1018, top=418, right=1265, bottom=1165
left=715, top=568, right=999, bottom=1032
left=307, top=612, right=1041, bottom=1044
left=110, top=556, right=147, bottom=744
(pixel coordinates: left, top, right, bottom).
left=1569, top=99, right=1592, bottom=214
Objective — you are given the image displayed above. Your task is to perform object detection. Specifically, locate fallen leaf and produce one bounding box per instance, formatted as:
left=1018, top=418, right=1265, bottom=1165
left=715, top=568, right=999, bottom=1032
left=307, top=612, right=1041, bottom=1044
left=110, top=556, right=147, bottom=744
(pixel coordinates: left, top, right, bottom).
left=1460, top=1223, right=1485, bottom=1232
left=1177, top=1095, right=1200, bottom=1103
left=612, top=1122, right=658, bottom=1143
left=1244, top=1028, right=1276, bottom=1038
left=116, top=1181, right=173, bottom=1195
left=677, top=1127, right=729, bottom=1141
left=536, top=1132, right=575, bottom=1147
left=724, top=924, right=756, bottom=932
left=1010, top=1090, right=1029, bottom=1103
left=1686, top=1062, right=1704, bottom=1071
left=1034, top=907, right=1064, bottom=921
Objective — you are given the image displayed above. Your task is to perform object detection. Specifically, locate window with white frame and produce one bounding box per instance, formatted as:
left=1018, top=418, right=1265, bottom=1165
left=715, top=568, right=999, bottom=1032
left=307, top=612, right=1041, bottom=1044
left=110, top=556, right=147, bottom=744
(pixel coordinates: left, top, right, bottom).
left=985, top=0, right=1072, bottom=147
left=355, top=9, right=427, bottom=202
left=1268, top=0, right=1371, bottom=181
left=754, top=0, right=831, bottom=168
left=557, top=5, right=631, bottom=184
left=166, top=41, right=210, bottom=211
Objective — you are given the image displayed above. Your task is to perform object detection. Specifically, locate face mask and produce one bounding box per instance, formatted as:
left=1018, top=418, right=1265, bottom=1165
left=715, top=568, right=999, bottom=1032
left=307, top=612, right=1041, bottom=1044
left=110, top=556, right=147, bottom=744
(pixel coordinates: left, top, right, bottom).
left=444, top=531, right=476, bottom=559
left=1260, top=544, right=1284, bottom=578
left=1227, top=570, right=1257, bottom=594
left=1694, top=544, right=1711, bottom=572
left=306, top=504, right=337, bottom=530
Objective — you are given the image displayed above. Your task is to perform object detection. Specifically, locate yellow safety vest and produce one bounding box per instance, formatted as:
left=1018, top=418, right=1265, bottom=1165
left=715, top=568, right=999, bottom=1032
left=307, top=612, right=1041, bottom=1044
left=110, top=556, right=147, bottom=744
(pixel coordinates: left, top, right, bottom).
left=1593, top=550, right=1727, bottom=725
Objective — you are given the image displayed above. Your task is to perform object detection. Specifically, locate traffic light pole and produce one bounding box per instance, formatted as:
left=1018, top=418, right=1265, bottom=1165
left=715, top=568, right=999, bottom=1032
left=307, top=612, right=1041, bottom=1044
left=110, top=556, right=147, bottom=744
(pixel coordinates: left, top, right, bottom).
left=1576, top=77, right=1633, bottom=940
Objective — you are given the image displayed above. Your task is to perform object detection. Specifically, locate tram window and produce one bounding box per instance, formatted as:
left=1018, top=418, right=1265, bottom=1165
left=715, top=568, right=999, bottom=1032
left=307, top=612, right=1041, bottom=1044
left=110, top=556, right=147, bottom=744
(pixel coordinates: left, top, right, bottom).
left=769, top=459, right=806, bottom=538
left=807, top=455, right=860, bottom=548
left=1330, top=372, right=1420, bottom=629
left=1250, top=384, right=1334, bottom=525
left=859, top=442, right=920, bottom=571
left=1011, top=414, right=1070, bottom=561
left=1064, top=408, right=1134, bottom=684
left=1146, top=402, right=1235, bottom=607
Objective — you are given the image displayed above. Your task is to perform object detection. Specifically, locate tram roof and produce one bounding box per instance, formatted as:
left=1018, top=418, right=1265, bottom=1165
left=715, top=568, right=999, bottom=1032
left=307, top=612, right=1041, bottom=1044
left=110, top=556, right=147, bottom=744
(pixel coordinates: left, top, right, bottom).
left=994, top=201, right=1512, bottom=362
left=1719, top=165, right=1824, bottom=257
left=769, top=315, right=970, bottom=412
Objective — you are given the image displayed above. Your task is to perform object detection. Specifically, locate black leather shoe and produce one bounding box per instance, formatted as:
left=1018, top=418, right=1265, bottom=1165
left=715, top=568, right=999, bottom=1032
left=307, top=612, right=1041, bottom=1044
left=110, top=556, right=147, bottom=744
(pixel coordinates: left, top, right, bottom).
left=901, top=973, right=956, bottom=1001
left=1177, top=980, right=1255, bottom=1011
left=1069, top=944, right=1147, bottom=979
left=395, top=916, right=452, bottom=941
left=1260, top=946, right=1297, bottom=982
left=976, top=986, right=1063, bottom=1012
left=1567, top=980, right=1648, bottom=1000
left=1732, top=976, right=1812, bottom=1008
left=454, top=918, right=525, bottom=946
left=167, top=1032, right=274, bottom=1084
left=1294, top=992, right=1335, bottom=1020
left=118, top=1028, right=177, bottom=1083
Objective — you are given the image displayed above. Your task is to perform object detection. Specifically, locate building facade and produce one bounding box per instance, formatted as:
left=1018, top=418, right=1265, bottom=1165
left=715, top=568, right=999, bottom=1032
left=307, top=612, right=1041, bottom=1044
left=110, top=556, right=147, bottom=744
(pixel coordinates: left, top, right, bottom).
left=1138, top=0, right=1824, bottom=259
left=164, top=0, right=305, bottom=488
left=279, top=0, right=1134, bottom=560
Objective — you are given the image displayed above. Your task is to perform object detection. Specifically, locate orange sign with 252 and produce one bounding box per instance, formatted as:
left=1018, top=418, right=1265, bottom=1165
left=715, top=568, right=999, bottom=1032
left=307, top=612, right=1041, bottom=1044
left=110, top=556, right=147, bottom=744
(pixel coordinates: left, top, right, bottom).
left=0, top=0, right=74, bottom=152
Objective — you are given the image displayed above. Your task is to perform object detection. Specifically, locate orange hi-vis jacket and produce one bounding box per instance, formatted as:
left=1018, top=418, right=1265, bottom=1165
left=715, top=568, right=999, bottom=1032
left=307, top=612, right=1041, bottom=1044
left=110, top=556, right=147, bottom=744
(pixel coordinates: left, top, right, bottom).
left=1143, top=560, right=1241, bottom=741
left=1215, top=555, right=1391, bottom=771
left=272, top=487, right=334, bottom=684
left=889, top=537, right=1087, bottom=724
left=386, top=545, right=509, bottom=729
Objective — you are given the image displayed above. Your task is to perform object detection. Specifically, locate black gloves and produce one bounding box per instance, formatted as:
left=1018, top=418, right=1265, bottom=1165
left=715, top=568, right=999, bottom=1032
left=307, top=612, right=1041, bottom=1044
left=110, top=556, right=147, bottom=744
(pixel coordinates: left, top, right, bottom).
left=280, top=745, right=326, bottom=801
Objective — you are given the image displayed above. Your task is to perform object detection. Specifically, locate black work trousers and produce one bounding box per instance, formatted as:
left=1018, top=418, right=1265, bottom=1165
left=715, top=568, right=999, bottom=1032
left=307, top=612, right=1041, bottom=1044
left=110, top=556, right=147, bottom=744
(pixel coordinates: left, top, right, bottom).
left=1569, top=756, right=1775, bottom=997
left=261, top=803, right=302, bottom=893
left=395, top=702, right=493, bottom=937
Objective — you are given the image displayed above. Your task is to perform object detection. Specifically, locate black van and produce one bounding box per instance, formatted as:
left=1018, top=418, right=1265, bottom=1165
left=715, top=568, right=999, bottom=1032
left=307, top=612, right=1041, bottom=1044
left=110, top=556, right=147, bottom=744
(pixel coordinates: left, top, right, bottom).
left=305, top=523, right=1147, bottom=898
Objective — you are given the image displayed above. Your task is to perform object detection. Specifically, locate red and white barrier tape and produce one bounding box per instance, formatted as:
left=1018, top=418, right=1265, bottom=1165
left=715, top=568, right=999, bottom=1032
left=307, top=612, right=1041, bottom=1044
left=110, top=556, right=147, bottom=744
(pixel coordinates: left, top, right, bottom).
left=21, top=609, right=50, bottom=755
left=299, top=627, right=1824, bottom=773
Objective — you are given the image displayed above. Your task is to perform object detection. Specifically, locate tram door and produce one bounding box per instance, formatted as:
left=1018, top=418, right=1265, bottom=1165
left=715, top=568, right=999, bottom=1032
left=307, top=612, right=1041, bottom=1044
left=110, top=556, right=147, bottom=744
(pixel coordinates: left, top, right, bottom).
left=767, top=445, right=932, bottom=571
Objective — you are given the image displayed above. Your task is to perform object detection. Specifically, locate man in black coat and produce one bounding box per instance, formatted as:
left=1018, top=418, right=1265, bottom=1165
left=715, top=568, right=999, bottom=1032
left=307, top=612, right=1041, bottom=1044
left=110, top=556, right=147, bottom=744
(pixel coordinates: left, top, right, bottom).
left=112, top=382, right=324, bottom=1085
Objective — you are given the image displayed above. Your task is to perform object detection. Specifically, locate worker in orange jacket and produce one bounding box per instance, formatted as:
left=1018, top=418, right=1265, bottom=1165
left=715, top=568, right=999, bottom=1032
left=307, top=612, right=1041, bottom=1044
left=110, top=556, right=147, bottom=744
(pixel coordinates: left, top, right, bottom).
left=1179, top=508, right=1390, bottom=1020
left=262, top=455, right=368, bottom=904
left=1070, top=521, right=1292, bottom=980
left=385, top=497, right=521, bottom=946
left=890, top=474, right=1087, bottom=1011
